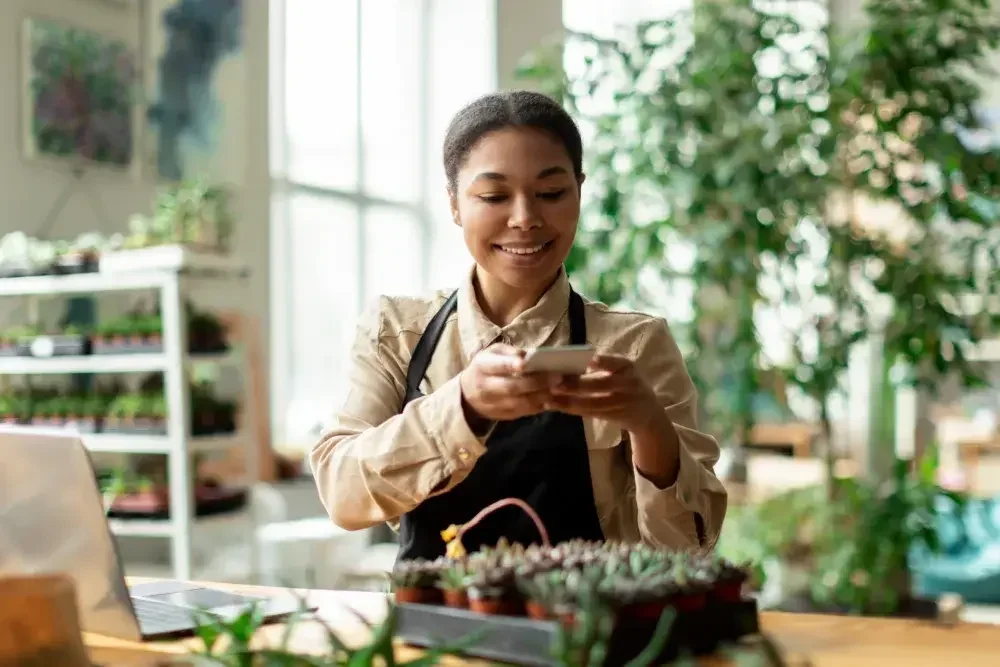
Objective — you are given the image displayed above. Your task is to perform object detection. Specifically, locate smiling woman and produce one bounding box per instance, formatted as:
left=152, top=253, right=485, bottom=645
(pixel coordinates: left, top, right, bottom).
left=310, top=90, right=728, bottom=561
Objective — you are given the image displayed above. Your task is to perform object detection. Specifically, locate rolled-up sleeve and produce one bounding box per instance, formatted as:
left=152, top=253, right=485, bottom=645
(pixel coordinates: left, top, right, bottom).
left=309, top=298, right=488, bottom=531
left=631, top=317, right=728, bottom=551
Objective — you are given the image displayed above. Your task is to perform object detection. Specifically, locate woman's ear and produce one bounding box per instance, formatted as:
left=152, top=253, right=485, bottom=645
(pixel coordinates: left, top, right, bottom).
left=577, top=172, right=587, bottom=193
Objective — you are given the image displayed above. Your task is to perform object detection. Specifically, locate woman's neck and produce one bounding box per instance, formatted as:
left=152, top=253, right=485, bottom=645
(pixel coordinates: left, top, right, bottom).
left=473, top=266, right=560, bottom=327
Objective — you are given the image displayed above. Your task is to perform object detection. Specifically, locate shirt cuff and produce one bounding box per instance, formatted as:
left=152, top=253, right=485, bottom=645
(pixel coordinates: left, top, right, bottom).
left=426, top=374, right=491, bottom=475
left=633, top=431, right=705, bottom=546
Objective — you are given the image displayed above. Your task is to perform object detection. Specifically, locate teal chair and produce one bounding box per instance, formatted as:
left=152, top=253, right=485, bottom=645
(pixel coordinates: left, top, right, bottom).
left=911, top=495, right=1000, bottom=604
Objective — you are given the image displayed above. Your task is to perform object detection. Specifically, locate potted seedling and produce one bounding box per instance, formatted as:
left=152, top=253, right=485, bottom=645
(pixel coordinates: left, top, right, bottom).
left=390, top=559, right=443, bottom=605
left=93, top=319, right=129, bottom=353
left=667, top=556, right=710, bottom=613
left=142, top=393, right=168, bottom=433
left=76, top=395, right=104, bottom=433
left=435, top=559, right=470, bottom=609
left=139, top=314, right=163, bottom=348
left=464, top=565, right=521, bottom=617
left=104, top=394, right=144, bottom=433
left=0, top=395, right=20, bottom=424
left=28, top=398, right=47, bottom=426
left=517, top=569, right=581, bottom=621
left=188, top=308, right=227, bottom=353
left=5, top=324, right=39, bottom=356
left=101, top=468, right=130, bottom=514
left=54, top=234, right=101, bottom=274
left=695, top=554, right=749, bottom=605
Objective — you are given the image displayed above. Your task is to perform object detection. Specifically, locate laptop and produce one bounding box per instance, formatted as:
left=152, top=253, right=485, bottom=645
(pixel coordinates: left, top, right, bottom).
left=0, top=426, right=312, bottom=640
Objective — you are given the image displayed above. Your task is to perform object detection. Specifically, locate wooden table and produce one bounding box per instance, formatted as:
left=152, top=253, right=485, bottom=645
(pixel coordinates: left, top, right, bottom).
left=84, top=580, right=1000, bottom=666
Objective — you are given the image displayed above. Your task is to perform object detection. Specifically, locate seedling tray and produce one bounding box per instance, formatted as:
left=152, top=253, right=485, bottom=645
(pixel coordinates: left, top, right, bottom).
left=92, top=339, right=163, bottom=355
left=16, top=334, right=91, bottom=357
left=101, top=422, right=168, bottom=436
left=106, top=488, right=248, bottom=520
left=396, top=597, right=760, bottom=666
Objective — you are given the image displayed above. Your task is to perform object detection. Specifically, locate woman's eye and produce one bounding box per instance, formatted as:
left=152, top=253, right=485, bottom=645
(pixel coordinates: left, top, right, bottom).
left=478, top=194, right=508, bottom=203
left=538, top=189, right=567, bottom=201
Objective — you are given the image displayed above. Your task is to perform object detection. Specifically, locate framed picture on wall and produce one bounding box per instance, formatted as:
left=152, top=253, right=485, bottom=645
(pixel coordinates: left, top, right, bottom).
left=20, top=17, right=140, bottom=174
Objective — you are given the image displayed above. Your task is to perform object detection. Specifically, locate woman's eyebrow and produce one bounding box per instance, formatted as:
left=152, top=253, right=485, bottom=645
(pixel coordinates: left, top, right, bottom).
left=471, top=165, right=568, bottom=183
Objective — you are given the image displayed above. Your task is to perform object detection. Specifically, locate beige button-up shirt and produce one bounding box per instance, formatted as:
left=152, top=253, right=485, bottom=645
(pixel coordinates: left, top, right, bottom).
left=311, top=266, right=728, bottom=551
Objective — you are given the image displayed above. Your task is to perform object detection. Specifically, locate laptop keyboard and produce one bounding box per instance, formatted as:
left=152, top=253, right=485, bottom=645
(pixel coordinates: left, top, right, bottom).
left=131, top=597, right=204, bottom=635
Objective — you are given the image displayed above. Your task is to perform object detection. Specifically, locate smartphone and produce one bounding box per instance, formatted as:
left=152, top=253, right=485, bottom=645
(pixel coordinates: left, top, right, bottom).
left=522, top=345, right=596, bottom=375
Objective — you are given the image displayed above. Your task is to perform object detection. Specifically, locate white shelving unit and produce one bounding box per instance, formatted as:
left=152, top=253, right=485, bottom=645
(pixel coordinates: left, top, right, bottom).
left=0, top=249, right=257, bottom=581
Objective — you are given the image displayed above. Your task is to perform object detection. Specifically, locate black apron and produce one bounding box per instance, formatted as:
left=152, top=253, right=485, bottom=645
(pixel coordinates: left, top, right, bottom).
left=396, top=288, right=606, bottom=561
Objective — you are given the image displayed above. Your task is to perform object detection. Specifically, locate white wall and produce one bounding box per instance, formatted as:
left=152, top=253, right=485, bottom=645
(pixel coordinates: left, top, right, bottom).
left=0, top=0, right=271, bottom=431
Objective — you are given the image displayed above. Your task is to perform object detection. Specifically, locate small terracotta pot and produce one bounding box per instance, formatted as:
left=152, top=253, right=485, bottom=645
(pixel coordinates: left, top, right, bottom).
left=468, top=595, right=523, bottom=616
left=468, top=597, right=504, bottom=615
left=394, top=587, right=442, bottom=605
left=712, top=580, right=744, bottom=604
left=442, top=589, right=468, bottom=609
left=669, top=592, right=707, bottom=613
left=622, top=600, right=668, bottom=621
left=525, top=600, right=550, bottom=620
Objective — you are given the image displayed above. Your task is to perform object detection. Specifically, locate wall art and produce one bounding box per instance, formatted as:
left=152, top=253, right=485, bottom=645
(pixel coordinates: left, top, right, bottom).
left=143, top=0, right=246, bottom=183
left=21, top=17, right=139, bottom=170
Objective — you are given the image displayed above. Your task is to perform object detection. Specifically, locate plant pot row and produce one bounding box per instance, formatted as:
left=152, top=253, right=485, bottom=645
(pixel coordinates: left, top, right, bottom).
left=392, top=540, right=757, bottom=665
left=0, top=252, right=99, bottom=279
left=104, top=485, right=248, bottom=520
left=391, top=540, right=750, bottom=622
left=0, top=408, right=237, bottom=436
left=0, top=333, right=228, bottom=357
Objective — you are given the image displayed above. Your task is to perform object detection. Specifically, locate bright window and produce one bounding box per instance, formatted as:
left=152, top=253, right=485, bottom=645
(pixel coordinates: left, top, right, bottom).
left=271, top=0, right=433, bottom=446
left=270, top=0, right=496, bottom=447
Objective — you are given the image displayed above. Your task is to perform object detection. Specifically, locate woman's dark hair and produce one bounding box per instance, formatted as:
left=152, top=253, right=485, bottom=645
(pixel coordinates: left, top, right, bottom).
left=442, top=90, right=583, bottom=193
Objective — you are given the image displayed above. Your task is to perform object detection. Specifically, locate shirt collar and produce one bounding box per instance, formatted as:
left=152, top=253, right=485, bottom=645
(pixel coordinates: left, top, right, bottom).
left=456, top=264, right=571, bottom=361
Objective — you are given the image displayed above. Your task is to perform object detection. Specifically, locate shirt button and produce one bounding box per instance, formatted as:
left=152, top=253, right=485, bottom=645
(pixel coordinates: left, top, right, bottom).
left=457, top=448, right=471, bottom=463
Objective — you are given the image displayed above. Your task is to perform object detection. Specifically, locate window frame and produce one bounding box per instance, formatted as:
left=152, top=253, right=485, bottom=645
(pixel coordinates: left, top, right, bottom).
left=269, top=0, right=434, bottom=446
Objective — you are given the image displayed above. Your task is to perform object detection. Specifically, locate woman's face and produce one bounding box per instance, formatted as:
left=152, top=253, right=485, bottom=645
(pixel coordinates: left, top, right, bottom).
left=450, top=126, right=583, bottom=291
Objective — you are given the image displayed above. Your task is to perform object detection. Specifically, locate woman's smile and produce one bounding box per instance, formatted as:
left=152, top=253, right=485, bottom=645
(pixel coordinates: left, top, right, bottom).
left=494, top=239, right=555, bottom=264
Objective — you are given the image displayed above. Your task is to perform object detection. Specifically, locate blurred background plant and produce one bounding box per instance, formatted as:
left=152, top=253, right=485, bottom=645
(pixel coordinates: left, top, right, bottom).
left=518, top=0, right=1000, bottom=615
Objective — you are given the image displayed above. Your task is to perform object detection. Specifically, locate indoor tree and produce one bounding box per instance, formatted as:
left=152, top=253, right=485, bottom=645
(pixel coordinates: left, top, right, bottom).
left=517, top=0, right=833, bottom=455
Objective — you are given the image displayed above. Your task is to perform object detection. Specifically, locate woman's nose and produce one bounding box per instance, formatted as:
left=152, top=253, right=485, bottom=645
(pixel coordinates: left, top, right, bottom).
left=508, top=195, right=541, bottom=230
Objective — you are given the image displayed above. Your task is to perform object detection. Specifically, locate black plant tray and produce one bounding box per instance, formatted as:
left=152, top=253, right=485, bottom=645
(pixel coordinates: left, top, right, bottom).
left=101, top=422, right=168, bottom=436
left=92, top=339, right=163, bottom=355
left=396, top=597, right=760, bottom=666
left=16, top=334, right=91, bottom=357
left=53, top=257, right=98, bottom=275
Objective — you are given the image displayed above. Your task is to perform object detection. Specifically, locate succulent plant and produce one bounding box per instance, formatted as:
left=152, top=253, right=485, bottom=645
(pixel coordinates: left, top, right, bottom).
left=390, top=559, right=439, bottom=589
left=435, top=559, right=469, bottom=592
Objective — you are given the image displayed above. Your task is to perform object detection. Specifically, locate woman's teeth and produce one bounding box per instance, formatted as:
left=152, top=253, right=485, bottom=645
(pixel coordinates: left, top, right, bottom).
left=500, top=244, right=545, bottom=255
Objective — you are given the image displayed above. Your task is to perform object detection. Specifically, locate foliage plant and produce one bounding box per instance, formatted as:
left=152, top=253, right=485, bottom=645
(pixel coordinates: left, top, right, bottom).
left=518, top=0, right=1000, bottom=482
left=719, top=446, right=966, bottom=615
left=517, top=0, right=837, bottom=452
left=828, top=0, right=1000, bottom=470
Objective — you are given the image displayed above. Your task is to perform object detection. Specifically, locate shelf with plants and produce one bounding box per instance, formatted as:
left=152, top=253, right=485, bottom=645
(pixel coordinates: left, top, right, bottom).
left=383, top=500, right=756, bottom=666
left=0, top=224, right=254, bottom=582
left=0, top=302, right=230, bottom=360
left=0, top=376, right=238, bottom=439
left=97, top=461, right=248, bottom=526
left=0, top=232, right=105, bottom=279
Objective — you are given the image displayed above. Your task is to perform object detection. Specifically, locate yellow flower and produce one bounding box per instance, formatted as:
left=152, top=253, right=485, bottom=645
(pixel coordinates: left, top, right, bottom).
left=441, top=524, right=466, bottom=559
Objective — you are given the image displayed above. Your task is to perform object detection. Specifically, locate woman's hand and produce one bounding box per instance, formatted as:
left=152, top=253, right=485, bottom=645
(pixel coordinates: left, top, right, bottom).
left=544, top=353, right=662, bottom=432
left=459, top=343, right=560, bottom=423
